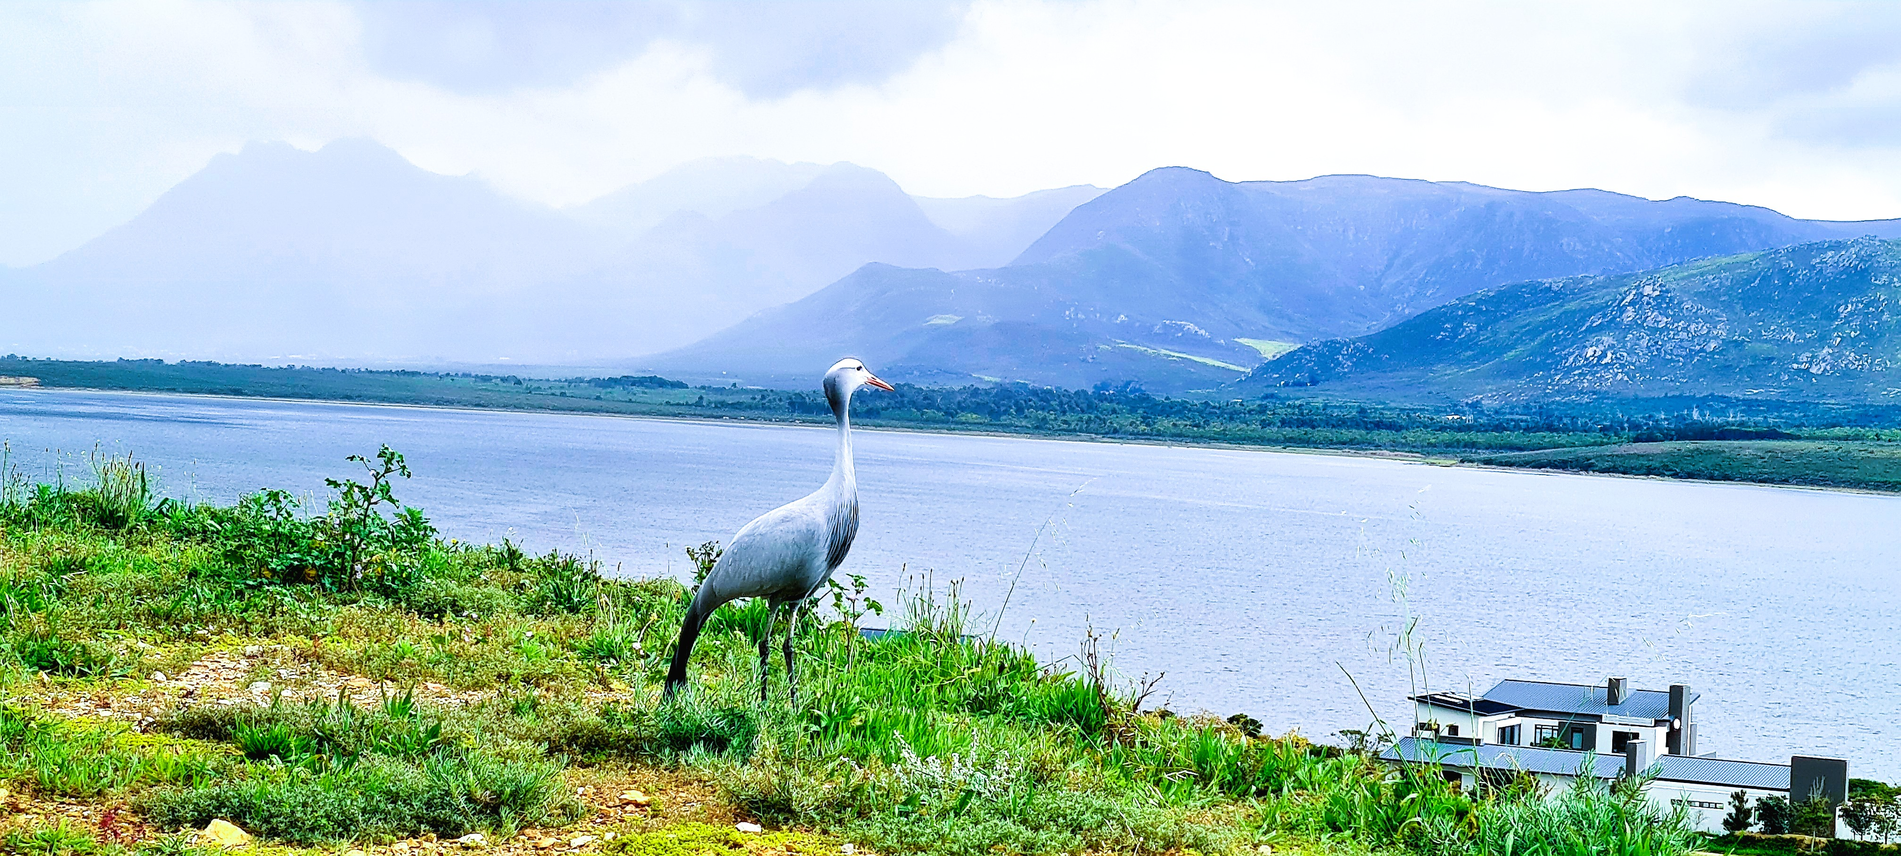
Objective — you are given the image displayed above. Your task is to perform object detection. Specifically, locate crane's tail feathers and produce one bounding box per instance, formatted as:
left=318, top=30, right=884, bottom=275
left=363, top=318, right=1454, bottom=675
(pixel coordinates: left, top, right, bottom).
left=663, top=595, right=714, bottom=699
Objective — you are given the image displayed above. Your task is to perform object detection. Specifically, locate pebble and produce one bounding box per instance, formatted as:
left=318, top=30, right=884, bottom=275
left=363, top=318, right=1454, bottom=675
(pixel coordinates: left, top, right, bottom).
left=151, top=671, right=168, bottom=682
left=735, top=822, right=763, bottom=834
left=454, top=834, right=486, bottom=846
left=841, top=845, right=856, bottom=854
left=199, top=819, right=252, bottom=848
left=568, top=835, right=597, bottom=849
left=619, top=790, right=650, bottom=806
left=247, top=681, right=271, bottom=694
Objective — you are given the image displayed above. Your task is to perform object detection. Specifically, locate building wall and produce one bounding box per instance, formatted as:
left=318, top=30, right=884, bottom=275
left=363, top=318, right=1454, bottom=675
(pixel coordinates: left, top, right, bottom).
left=1650, top=780, right=1784, bottom=834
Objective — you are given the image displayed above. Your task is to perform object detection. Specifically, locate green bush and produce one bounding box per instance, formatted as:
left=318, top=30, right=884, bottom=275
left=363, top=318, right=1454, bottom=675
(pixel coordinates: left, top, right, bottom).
left=141, top=751, right=572, bottom=844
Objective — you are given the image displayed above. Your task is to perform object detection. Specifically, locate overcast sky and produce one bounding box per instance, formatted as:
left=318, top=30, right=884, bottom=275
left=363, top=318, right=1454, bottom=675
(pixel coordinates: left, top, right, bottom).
left=5, top=0, right=1901, bottom=266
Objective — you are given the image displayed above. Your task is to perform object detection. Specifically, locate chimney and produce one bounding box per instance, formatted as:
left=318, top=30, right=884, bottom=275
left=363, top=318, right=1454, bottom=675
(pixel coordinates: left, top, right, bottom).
left=1607, top=677, right=1628, bottom=706
left=1667, top=684, right=1693, bottom=755
left=1624, top=738, right=1652, bottom=779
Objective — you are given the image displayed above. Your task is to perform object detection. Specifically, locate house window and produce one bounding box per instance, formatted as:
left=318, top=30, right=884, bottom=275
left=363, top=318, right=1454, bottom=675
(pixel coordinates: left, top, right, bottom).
left=1563, top=724, right=1591, bottom=751
left=1611, top=731, right=1641, bottom=754
left=1497, top=725, right=1520, bottom=746
left=1533, top=725, right=1562, bottom=747
left=1445, top=724, right=1459, bottom=737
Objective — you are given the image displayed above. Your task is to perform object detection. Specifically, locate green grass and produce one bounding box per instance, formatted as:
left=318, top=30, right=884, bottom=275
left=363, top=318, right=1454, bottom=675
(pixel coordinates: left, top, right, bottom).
left=1236, top=339, right=1302, bottom=360
left=1113, top=343, right=1251, bottom=372
left=1469, top=441, right=1901, bottom=492
left=0, top=450, right=1707, bottom=856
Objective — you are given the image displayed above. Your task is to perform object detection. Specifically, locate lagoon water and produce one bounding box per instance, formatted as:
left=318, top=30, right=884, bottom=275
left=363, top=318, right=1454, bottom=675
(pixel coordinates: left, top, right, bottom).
left=4, top=388, right=1898, bottom=779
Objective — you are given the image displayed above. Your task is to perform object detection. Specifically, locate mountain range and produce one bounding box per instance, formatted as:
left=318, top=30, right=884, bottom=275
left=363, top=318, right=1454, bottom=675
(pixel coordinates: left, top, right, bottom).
left=8, top=140, right=1901, bottom=405
left=1237, top=237, right=1901, bottom=405
left=645, top=167, right=1901, bottom=392
left=0, top=141, right=1100, bottom=364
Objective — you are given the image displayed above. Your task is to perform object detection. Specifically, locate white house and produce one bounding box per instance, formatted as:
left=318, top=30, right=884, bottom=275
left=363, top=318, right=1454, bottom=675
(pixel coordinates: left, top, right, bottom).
left=1410, top=677, right=1696, bottom=757
left=1385, top=677, right=1850, bottom=835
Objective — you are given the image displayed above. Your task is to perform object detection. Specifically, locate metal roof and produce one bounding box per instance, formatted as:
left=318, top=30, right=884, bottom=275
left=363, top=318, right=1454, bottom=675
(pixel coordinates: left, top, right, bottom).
left=1478, top=679, right=1697, bottom=721
left=1653, top=755, right=1790, bottom=791
left=1386, top=738, right=1626, bottom=778
left=1383, top=738, right=1788, bottom=791
left=1411, top=691, right=1521, bottom=716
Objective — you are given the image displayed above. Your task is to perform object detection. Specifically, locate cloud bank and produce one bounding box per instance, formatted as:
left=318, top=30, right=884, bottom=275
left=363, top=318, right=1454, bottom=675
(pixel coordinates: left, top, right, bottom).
left=3, top=0, right=1901, bottom=266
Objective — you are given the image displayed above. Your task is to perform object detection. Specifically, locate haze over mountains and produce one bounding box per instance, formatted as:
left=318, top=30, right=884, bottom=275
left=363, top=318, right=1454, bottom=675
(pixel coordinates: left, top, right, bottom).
left=0, top=140, right=1101, bottom=364
left=649, top=167, right=1901, bottom=392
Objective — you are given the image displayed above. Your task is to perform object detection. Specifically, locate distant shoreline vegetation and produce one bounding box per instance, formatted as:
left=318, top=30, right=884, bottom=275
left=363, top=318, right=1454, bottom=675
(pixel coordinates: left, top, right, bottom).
left=4, top=355, right=1901, bottom=493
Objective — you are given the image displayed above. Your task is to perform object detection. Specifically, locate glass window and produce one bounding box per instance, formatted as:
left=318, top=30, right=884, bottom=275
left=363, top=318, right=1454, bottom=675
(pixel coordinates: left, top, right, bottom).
left=1533, top=724, right=1561, bottom=747
left=1497, top=725, right=1520, bottom=745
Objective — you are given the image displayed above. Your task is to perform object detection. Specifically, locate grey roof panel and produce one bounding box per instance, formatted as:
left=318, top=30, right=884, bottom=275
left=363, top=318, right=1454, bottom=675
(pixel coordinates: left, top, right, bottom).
left=1480, top=679, right=1697, bottom=721
left=1384, top=738, right=1624, bottom=778
left=1654, top=755, right=1790, bottom=790
left=1411, top=692, right=1521, bottom=716
left=1382, top=738, right=1789, bottom=791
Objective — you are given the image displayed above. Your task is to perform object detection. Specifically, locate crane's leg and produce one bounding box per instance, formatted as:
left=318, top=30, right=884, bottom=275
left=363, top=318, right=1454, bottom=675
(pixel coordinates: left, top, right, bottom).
left=756, top=600, right=778, bottom=704
left=783, top=599, right=802, bottom=705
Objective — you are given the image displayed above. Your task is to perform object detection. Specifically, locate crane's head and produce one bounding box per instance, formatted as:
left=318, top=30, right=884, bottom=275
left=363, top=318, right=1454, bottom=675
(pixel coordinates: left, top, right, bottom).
left=823, top=358, right=892, bottom=417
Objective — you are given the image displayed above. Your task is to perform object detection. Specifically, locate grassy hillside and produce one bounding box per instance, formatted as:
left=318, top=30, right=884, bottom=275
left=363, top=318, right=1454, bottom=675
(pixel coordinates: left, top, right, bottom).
left=0, top=451, right=1706, bottom=856
left=1469, top=441, right=1901, bottom=492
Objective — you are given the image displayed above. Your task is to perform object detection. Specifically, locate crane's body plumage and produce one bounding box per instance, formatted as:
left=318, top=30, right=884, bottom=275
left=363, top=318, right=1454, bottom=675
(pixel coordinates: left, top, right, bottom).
left=664, top=358, right=888, bottom=701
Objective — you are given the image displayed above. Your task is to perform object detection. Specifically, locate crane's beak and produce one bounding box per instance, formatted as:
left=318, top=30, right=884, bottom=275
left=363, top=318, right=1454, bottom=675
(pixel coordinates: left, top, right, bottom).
left=865, top=373, right=894, bottom=391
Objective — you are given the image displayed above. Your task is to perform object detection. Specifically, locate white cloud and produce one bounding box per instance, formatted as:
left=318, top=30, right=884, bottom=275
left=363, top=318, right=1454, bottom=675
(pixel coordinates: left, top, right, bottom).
left=3, top=0, right=1901, bottom=267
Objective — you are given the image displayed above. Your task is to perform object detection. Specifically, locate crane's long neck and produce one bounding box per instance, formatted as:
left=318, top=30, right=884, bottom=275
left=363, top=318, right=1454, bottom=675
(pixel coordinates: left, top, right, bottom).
left=826, top=380, right=855, bottom=495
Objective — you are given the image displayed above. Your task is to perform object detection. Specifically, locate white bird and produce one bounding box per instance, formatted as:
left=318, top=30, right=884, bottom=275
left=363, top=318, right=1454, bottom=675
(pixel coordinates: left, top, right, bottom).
left=664, top=357, right=893, bottom=702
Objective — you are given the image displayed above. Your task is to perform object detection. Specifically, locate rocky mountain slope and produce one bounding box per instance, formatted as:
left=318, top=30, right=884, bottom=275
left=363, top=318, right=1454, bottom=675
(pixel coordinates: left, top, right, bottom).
left=1238, top=237, right=1901, bottom=404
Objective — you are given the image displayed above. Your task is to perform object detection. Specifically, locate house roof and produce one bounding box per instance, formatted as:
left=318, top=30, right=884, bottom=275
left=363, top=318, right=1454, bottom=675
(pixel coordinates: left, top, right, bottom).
left=1383, top=738, right=1790, bottom=791
left=1411, top=691, right=1522, bottom=716
left=1481, top=679, right=1694, bottom=721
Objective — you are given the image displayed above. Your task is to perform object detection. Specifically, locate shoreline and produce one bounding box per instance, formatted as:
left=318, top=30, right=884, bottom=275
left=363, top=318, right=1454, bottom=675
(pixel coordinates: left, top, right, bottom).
left=4, top=384, right=1896, bottom=498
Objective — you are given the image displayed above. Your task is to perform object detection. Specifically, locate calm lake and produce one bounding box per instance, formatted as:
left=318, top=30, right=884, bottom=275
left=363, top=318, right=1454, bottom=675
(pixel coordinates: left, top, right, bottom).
left=4, top=388, right=1898, bottom=779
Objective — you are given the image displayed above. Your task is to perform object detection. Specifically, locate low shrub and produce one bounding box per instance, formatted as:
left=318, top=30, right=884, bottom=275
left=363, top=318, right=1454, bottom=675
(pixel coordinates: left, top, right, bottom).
left=141, top=751, right=574, bottom=844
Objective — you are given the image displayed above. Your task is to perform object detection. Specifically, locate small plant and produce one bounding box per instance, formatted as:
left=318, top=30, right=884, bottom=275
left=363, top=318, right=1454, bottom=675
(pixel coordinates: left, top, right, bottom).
left=1758, top=794, right=1794, bottom=834
left=1791, top=796, right=1838, bottom=837
left=686, top=541, right=722, bottom=593
left=319, top=446, right=434, bottom=592
left=235, top=721, right=313, bottom=764
left=1724, top=788, right=1756, bottom=833
left=526, top=553, right=602, bottom=615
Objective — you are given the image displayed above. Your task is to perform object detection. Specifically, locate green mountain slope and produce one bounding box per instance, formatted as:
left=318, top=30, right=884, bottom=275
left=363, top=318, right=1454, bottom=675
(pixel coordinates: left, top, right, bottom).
left=1238, top=237, right=1901, bottom=403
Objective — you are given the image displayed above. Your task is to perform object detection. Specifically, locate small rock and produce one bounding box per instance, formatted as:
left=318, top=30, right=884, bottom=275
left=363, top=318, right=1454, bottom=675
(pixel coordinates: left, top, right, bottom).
left=454, top=834, right=486, bottom=847
left=568, top=835, right=597, bottom=849
left=619, top=790, right=650, bottom=806
left=535, top=838, right=557, bottom=849
left=199, top=819, right=252, bottom=848
left=151, top=671, right=168, bottom=682
left=243, top=645, right=263, bottom=656
left=841, top=845, right=856, bottom=855
left=1257, top=846, right=1273, bottom=855
left=247, top=681, right=271, bottom=694
left=601, top=834, right=615, bottom=842
left=735, top=822, right=763, bottom=834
